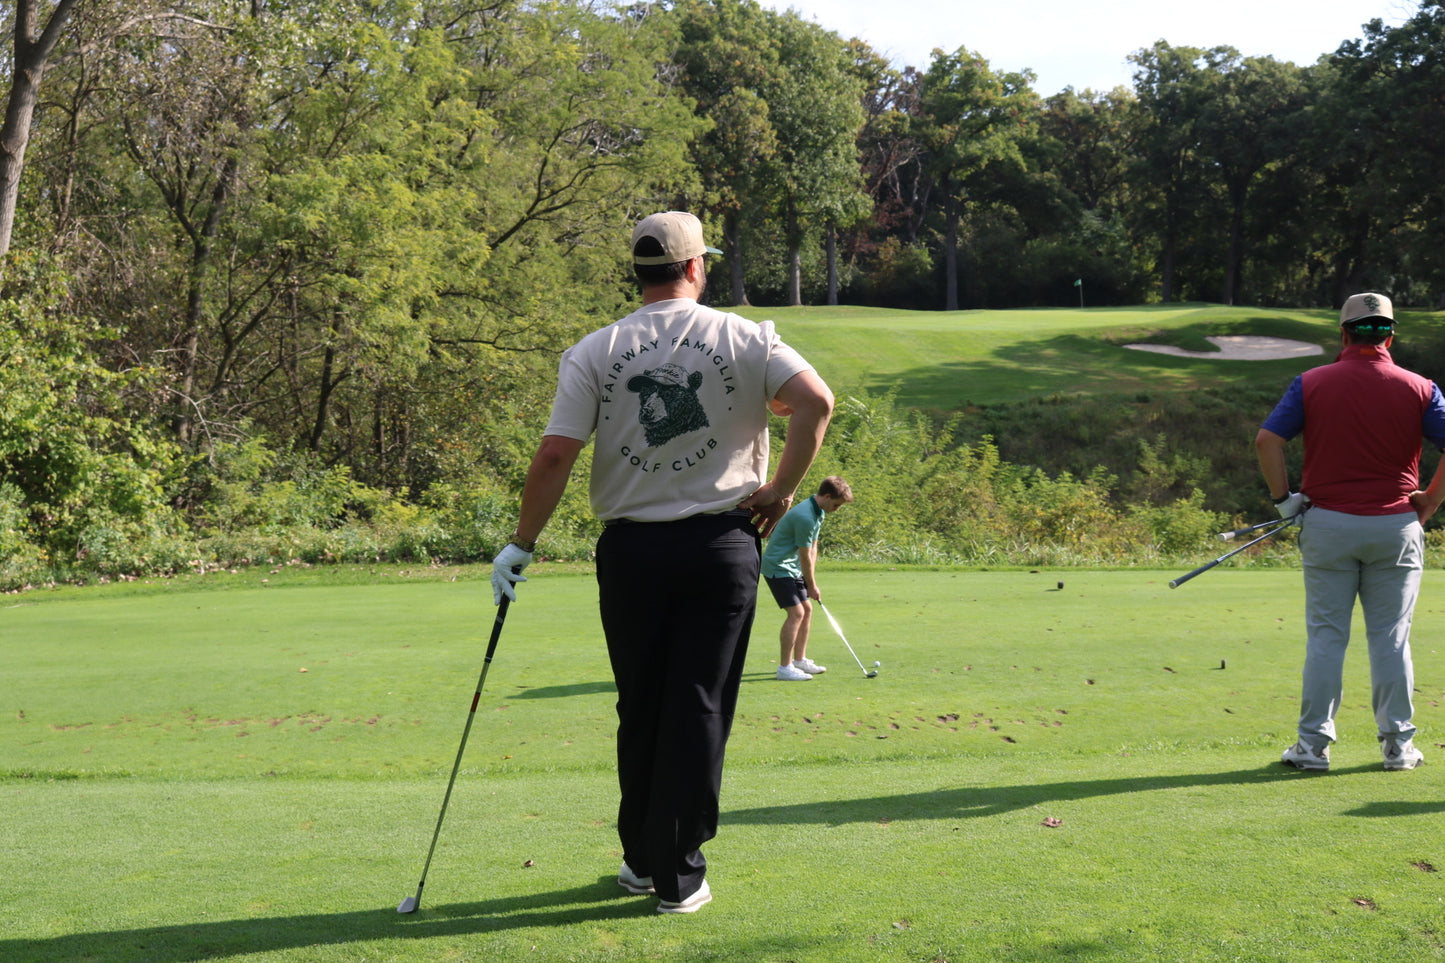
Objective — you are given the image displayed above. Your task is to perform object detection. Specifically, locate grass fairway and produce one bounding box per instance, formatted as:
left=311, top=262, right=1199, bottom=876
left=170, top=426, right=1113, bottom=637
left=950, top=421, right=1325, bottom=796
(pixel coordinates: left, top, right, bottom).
left=745, top=303, right=1343, bottom=408
left=5, top=565, right=1445, bottom=962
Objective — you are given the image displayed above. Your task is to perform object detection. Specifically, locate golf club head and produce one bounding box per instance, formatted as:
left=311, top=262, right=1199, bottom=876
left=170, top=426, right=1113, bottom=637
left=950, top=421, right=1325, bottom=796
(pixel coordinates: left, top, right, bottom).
left=865, top=670, right=877, bottom=678
left=1219, top=517, right=1294, bottom=542
left=398, top=895, right=419, bottom=914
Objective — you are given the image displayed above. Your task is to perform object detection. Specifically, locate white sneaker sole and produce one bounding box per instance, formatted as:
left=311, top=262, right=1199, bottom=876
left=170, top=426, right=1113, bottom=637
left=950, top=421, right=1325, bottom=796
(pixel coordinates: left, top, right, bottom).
left=618, top=863, right=654, bottom=894
left=1281, top=747, right=1329, bottom=771
left=657, top=885, right=712, bottom=914
left=1282, top=759, right=1328, bottom=771
left=1384, top=756, right=1424, bottom=771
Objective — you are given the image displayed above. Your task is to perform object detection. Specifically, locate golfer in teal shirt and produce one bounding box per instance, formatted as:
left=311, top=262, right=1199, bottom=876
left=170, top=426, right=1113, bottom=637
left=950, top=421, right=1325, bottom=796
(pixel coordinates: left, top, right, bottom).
left=761, top=476, right=853, bottom=681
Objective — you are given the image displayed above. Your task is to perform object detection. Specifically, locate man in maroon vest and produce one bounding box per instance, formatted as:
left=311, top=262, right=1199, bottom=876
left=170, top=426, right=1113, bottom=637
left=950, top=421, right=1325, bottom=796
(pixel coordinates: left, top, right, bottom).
left=1257, top=293, right=1445, bottom=772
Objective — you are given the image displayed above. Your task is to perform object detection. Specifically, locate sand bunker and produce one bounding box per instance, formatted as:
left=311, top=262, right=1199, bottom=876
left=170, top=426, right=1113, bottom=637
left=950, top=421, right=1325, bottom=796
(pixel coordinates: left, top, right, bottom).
left=1124, top=335, right=1324, bottom=361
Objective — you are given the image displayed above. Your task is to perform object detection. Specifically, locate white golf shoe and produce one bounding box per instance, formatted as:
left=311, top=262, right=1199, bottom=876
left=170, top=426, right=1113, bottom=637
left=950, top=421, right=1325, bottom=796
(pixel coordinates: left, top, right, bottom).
left=794, top=657, right=827, bottom=674
left=657, top=879, right=712, bottom=914
left=1383, top=739, right=1424, bottom=771
left=618, top=862, right=654, bottom=894
left=1281, top=741, right=1330, bottom=771
left=776, top=663, right=812, bottom=681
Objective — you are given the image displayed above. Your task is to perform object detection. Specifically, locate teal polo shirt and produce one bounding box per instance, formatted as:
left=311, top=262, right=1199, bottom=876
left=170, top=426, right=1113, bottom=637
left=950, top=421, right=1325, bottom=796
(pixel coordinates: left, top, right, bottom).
left=761, top=495, right=826, bottom=579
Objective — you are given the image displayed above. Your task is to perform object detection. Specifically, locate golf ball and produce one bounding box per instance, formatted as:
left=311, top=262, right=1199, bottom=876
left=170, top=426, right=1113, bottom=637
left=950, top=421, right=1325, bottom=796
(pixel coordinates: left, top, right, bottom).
left=873, top=661, right=881, bottom=667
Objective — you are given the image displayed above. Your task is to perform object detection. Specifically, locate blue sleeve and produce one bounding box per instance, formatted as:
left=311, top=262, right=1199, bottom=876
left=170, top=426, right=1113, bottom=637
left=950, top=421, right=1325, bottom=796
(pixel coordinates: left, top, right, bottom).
left=1423, top=383, right=1445, bottom=451
left=1260, top=377, right=1305, bottom=440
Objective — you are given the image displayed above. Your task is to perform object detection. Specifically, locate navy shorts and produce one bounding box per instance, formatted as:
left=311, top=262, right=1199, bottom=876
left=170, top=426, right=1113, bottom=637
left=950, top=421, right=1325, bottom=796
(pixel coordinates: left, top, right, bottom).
left=765, top=576, right=809, bottom=608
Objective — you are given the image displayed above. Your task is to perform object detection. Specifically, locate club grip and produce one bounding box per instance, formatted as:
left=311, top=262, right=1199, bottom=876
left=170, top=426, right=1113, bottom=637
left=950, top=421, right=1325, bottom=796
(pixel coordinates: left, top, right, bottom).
left=1169, top=560, right=1219, bottom=589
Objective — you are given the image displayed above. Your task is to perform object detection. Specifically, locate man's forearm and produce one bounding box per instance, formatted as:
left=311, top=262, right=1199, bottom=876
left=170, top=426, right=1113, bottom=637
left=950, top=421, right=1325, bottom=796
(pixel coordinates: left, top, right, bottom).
left=1411, top=452, right=1445, bottom=523
left=770, top=370, right=834, bottom=498
left=799, top=545, right=817, bottom=586
left=1255, top=429, right=1290, bottom=499
left=514, top=435, right=586, bottom=545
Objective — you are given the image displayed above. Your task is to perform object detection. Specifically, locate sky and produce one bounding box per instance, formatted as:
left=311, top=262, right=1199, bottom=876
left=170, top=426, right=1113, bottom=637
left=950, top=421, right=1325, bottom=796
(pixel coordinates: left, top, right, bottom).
left=759, top=0, right=1421, bottom=96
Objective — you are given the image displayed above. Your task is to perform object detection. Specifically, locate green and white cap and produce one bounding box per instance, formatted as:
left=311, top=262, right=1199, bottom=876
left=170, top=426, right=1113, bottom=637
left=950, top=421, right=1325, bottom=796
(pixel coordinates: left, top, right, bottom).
left=1340, top=292, right=1393, bottom=330
left=631, top=211, right=722, bottom=265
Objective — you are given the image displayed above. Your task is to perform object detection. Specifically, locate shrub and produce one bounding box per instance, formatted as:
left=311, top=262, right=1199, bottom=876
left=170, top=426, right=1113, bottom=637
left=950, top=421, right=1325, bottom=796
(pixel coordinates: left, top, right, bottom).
left=1128, top=489, right=1226, bottom=557
left=0, top=252, right=183, bottom=571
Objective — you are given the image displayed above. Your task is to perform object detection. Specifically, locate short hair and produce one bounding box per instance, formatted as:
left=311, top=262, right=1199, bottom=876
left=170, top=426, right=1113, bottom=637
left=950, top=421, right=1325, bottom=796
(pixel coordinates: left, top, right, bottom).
left=634, top=259, right=690, bottom=286
left=632, top=234, right=691, bottom=286
left=817, top=476, right=853, bottom=503
left=1343, top=320, right=1393, bottom=346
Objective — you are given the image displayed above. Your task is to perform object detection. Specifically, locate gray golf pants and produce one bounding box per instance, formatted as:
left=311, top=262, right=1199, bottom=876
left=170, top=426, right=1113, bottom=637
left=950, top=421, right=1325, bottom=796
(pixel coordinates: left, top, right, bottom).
left=1297, top=507, right=1421, bottom=750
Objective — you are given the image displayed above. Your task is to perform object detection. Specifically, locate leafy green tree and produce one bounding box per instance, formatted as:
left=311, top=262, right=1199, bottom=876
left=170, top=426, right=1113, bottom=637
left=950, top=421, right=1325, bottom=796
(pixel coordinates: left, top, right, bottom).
left=0, top=252, right=180, bottom=564
left=25, top=0, right=701, bottom=493
left=1195, top=53, right=1308, bottom=304
left=673, top=1, right=865, bottom=306
left=1312, top=1, right=1445, bottom=305
left=670, top=0, right=781, bottom=306
left=1039, top=86, right=1135, bottom=217
left=1031, top=86, right=1150, bottom=305
left=851, top=48, right=922, bottom=232
left=1128, top=41, right=1222, bottom=302
left=825, top=38, right=910, bottom=305
left=916, top=48, right=1038, bottom=310
left=762, top=11, right=868, bottom=305
left=102, top=1, right=269, bottom=447
left=394, top=0, right=702, bottom=488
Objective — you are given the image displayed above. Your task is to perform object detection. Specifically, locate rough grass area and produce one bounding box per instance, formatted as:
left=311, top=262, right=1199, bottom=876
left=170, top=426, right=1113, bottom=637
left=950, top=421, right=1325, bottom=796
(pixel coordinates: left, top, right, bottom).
left=5, top=566, right=1445, bottom=961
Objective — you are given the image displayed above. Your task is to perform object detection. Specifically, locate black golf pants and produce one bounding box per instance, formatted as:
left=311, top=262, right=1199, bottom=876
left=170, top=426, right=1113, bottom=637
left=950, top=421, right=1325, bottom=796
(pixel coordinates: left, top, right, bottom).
left=596, top=510, right=759, bottom=903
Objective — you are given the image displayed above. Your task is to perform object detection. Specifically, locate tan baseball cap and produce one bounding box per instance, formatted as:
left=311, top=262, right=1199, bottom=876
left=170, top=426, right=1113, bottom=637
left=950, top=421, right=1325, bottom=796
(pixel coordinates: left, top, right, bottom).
left=631, top=211, right=722, bottom=265
left=1340, top=292, right=1393, bottom=327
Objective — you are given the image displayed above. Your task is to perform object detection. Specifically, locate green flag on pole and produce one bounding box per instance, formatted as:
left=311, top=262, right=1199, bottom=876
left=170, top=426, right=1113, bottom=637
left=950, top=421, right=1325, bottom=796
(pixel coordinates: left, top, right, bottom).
left=1073, top=278, right=1082, bottom=287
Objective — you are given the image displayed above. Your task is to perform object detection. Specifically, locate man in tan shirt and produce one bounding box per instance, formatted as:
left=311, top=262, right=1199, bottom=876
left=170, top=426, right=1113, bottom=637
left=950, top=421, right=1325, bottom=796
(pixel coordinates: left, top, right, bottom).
left=492, top=211, right=833, bottom=912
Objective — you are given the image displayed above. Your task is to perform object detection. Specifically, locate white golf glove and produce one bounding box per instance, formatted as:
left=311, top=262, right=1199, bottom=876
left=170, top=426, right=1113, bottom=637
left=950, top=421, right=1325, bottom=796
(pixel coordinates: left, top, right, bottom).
left=491, top=542, right=533, bottom=605
left=1274, top=492, right=1310, bottom=524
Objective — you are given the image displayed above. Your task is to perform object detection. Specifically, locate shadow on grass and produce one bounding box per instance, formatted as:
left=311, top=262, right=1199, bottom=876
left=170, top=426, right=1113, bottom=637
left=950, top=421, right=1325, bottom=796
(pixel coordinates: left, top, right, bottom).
left=723, top=763, right=1386, bottom=825
left=0, top=878, right=650, bottom=963
left=1344, top=800, right=1445, bottom=817
left=510, top=680, right=616, bottom=699
left=502, top=673, right=857, bottom=694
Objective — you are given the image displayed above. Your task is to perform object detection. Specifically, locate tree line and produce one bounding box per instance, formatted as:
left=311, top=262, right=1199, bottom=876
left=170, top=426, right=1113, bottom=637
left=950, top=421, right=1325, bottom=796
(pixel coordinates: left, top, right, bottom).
left=1, top=0, right=1443, bottom=580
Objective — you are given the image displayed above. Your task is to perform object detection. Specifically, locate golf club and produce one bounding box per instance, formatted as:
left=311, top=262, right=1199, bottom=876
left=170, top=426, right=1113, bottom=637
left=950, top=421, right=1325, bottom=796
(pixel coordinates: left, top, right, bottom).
left=1217, top=517, right=1291, bottom=541
left=818, top=601, right=878, bottom=678
left=398, top=587, right=514, bottom=914
left=1213, top=517, right=1283, bottom=540
left=1169, top=520, right=1294, bottom=589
